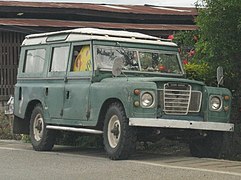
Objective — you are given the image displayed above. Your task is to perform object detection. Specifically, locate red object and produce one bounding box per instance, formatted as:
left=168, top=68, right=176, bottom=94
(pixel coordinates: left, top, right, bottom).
left=188, top=49, right=195, bottom=57
left=183, top=59, right=188, bottom=65
left=134, top=89, right=141, bottom=95
left=159, top=65, right=166, bottom=71
left=168, top=34, right=174, bottom=40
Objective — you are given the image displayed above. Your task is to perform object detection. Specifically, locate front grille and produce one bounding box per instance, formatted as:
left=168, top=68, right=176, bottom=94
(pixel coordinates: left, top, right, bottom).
left=158, top=83, right=202, bottom=115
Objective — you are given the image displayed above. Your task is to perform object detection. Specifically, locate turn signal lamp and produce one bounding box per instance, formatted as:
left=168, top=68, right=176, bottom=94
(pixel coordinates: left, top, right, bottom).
left=134, top=89, right=141, bottom=95
left=224, top=95, right=230, bottom=101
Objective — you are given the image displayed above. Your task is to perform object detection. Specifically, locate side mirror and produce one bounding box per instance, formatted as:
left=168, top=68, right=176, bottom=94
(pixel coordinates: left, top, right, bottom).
left=217, top=66, right=224, bottom=87
left=112, top=57, right=124, bottom=77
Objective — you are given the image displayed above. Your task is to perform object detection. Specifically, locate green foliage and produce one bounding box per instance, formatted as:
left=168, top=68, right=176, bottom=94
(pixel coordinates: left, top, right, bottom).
left=21, top=135, right=31, bottom=143
left=174, top=30, right=198, bottom=49
left=174, top=30, right=199, bottom=62
left=196, top=0, right=241, bottom=91
left=0, top=111, right=13, bottom=139
left=174, top=1, right=241, bottom=90
left=184, top=62, right=216, bottom=85
left=173, top=30, right=217, bottom=85
left=0, top=111, right=22, bottom=140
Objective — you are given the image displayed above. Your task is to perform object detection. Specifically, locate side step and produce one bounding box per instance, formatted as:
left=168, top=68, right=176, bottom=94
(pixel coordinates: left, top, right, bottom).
left=46, top=125, right=103, bottom=134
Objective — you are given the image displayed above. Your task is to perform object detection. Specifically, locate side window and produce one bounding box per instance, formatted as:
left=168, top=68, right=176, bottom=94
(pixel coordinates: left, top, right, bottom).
left=23, top=49, right=45, bottom=73
left=50, top=46, right=69, bottom=72
left=71, top=45, right=91, bottom=72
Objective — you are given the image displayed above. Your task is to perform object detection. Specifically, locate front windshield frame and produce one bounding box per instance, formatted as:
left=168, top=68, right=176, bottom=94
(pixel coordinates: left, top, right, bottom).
left=93, top=43, right=185, bottom=76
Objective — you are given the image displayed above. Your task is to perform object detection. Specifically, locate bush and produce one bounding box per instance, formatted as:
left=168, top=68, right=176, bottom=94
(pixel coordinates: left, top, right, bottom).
left=184, top=62, right=216, bottom=86
left=0, top=111, right=22, bottom=140
left=0, top=111, right=13, bottom=139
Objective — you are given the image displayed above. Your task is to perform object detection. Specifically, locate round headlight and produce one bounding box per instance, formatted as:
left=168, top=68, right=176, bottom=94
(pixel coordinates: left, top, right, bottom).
left=210, top=96, right=222, bottom=110
left=141, top=92, right=154, bottom=107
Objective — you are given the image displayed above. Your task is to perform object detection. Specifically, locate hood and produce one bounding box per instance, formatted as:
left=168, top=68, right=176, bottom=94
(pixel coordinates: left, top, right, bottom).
left=101, top=76, right=205, bottom=86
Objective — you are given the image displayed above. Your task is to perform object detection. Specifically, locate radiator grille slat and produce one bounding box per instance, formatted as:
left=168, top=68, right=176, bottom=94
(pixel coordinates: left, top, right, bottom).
left=158, top=83, right=202, bottom=115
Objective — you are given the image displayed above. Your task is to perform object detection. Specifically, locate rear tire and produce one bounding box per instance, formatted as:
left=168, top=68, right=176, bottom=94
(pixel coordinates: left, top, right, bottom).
left=103, top=102, right=136, bottom=160
left=29, top=104, right=55, bottom=151
left=189, top=132, right=224, bottom=158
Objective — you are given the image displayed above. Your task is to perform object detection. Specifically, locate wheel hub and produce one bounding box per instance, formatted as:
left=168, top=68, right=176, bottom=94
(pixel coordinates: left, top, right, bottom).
left=35, top=120, right=42, bottom=132
left=108, top=115, right=121, bottom=148
left=33, top=113, right=44, bottom=141
left=111, top=123, right=120, bottom=138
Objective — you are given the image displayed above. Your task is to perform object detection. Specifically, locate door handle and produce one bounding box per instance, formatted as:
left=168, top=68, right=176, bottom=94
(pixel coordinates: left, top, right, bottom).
left=66, top=91, right=70, bottom=99
left=45, top=88, right=48, bottom=96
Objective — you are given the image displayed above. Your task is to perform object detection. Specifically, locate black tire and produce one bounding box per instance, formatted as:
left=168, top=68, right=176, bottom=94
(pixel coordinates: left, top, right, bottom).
left=103, top=102, right=136, bottom=160
left=29, top=104, right=55, bottom=151
left=189, top=132, right=224, bottom=158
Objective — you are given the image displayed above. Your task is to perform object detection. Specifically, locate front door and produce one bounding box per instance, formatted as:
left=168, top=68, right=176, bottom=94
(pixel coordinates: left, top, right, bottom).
left=63, top=43, right=92, bottom=124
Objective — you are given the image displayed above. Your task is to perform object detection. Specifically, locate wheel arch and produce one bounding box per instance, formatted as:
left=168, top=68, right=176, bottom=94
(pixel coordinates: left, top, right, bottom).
left=13, top=99, right=43, bottom=134
left=24, top=99, right=43, bottom=121
left=96, top=98, right=125, bottom=130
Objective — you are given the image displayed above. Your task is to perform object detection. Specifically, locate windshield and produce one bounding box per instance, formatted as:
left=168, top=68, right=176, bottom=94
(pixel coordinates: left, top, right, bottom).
left=94, top=45, right=183, bottom=75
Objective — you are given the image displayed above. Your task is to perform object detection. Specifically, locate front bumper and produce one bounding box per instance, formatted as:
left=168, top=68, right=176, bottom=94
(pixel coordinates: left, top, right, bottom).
left=129, top=118, right=234, bottom=132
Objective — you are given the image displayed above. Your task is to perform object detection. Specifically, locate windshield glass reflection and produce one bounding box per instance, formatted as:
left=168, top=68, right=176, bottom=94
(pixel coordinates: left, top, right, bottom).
left=94, top=45, right=183, bottom=75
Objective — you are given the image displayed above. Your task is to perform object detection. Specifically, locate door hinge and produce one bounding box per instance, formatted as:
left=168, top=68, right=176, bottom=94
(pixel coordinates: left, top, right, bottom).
left=60, top=109, right=63, bottom=116
left=86, top=110, right=90, bottom=119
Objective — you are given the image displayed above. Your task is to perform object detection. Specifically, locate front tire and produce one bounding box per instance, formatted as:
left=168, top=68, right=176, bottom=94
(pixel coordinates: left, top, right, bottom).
left=29, top=104, right=55, bottom=151
left=189, top=132, right=224, bottom=158
left=103, top=102, right=136, bottom=160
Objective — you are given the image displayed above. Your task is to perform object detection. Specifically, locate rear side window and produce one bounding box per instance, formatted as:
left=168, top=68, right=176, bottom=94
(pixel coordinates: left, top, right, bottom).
left=23, top=49, right=45, bottom=73
left=50, top=46, right=69, bottom=72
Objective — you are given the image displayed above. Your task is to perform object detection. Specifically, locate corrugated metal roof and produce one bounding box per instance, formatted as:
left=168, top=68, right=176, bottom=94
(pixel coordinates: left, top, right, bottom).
left=0, top=18, right=197, bottom=31
left=0, top=1, right=197, bottom=16
left=0, top=1, right=198, bottom=36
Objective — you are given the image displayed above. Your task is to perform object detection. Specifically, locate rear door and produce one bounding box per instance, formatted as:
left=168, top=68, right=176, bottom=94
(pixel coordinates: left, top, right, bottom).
left=45, top=44, right=70, bottom=120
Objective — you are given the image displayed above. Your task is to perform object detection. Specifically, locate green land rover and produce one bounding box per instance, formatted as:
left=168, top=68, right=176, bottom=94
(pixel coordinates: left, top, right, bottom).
left=13, top=28, right=234, bottom=160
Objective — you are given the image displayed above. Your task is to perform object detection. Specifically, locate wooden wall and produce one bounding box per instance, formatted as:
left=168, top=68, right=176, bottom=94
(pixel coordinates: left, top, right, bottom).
left=0, top=31, right=25, bottom=102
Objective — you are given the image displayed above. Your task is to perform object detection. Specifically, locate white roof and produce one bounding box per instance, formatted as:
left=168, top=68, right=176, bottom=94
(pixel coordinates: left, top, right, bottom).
left=23, top=28, right=177, bottom=47
left=26, top=28, right=157, bottom=39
